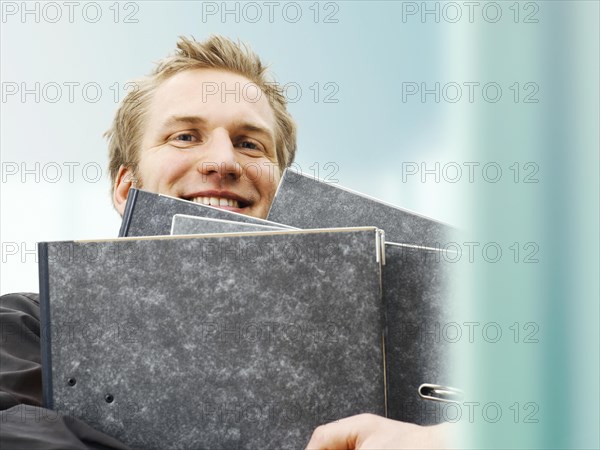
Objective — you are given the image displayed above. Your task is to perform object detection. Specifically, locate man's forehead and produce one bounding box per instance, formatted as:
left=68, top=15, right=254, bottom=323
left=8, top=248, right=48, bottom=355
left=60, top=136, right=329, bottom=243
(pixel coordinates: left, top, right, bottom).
left=140, top=68, right=278, bottom=155
left=150, top=68, right=275, bottom=120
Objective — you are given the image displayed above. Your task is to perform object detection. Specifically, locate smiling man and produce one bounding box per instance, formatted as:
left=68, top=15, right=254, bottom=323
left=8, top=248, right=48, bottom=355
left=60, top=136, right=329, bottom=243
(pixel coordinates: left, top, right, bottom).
left=107, top=37, right=295, bottom=220
left=0, top=35, right=449, bottom=449
left=112, top=69, right=280, bottom=217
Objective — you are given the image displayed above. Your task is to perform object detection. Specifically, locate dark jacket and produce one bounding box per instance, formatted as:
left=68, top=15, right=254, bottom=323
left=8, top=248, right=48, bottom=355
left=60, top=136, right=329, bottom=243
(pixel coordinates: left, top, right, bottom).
left=0, top=293, right=130, bottom=449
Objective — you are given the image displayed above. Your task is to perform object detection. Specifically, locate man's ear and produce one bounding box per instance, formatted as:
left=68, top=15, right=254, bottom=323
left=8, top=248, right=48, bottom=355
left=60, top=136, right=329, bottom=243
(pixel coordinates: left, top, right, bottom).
left=113, top=165, right=137, bottom=216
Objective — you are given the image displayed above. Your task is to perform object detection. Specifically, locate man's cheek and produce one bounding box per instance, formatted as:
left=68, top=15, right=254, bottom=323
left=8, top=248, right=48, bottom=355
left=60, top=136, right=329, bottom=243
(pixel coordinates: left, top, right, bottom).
left=250, top=200, right=271, bottom=220
left=263, top=160, right=281, bottom=187
left=137, top=157, right=188, bottom=191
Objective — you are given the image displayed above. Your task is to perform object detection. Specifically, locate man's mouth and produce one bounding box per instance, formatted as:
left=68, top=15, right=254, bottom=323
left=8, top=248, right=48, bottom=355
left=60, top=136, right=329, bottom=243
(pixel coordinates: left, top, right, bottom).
left=189, top=196, right=240, bottom=208
left=183, top=192, right=251, bottom=210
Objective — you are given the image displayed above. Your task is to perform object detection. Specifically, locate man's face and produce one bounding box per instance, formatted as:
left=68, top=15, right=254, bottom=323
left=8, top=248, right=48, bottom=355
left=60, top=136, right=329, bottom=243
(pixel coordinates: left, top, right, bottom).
left=113, top=68, right=281, bottom=219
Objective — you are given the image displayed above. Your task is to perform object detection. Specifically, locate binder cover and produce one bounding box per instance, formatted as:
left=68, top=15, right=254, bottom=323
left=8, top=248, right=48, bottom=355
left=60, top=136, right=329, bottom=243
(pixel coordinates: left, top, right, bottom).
left=39, top=228, right=385, bottom=449
left=171, top=214, right=285, bottom=236
left=267, top=170, right=453, bottom=247
left=119, top=188, right=295, bottom=237
left=384, top=243, right=461, bottom=425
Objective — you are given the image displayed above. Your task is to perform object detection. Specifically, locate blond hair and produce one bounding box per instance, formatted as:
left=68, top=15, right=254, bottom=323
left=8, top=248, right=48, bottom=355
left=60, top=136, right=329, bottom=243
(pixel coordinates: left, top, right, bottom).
left=106, top=35, right=297, bottom=191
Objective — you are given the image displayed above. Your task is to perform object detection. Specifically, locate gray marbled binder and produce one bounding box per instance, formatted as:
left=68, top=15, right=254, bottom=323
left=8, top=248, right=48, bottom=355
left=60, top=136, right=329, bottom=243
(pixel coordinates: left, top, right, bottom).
left=38, top=228, right=385, bottom=450
left=267, top=170, right=452, bottom=247
left=384, top=243, right=461, bottom=425
left=171, top=214, right=285, bottom=236
left=119, top=188, right=295, bottom=237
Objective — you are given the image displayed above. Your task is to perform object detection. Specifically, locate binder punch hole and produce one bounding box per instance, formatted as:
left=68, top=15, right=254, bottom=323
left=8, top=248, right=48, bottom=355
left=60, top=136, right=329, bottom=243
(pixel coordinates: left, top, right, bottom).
left=418, top=384, right=463, bottom=403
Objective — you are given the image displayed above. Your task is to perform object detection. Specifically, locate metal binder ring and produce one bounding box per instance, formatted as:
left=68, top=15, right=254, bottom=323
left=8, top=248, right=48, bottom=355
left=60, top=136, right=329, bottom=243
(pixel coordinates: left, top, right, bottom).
left=418, top=383, right=463, bottom=403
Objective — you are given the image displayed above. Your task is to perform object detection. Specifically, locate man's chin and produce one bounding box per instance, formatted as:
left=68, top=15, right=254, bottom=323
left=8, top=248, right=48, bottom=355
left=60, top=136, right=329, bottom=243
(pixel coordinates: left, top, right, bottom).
left=235, top=205, right=268, bottom=220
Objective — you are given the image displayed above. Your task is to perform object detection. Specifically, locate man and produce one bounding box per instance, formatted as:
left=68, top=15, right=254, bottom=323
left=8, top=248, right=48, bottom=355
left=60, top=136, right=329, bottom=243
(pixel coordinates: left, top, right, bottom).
left=107, top=35, right=296, bottom=220
left=0, top=35, right=449, bottom=449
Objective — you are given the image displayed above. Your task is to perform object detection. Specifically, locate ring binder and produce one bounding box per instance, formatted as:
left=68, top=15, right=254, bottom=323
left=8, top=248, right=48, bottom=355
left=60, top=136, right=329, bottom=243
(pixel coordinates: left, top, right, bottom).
left=418, top=384, right=463, bottom=403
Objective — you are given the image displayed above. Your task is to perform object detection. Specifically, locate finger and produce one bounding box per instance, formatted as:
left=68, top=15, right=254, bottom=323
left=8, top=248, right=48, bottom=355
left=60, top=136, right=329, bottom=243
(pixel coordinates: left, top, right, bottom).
left=305, top=414, right=378, bottom=450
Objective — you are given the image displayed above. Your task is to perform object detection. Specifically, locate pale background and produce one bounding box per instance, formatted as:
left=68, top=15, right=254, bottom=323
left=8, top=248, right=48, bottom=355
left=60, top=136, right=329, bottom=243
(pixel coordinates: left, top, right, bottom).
left=1, top=1, right=598, bottom=448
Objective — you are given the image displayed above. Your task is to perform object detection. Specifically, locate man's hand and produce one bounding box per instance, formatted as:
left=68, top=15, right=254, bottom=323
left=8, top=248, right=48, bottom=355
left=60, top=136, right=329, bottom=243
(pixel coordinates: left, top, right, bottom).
left=305, top=414, right=453, bottom=450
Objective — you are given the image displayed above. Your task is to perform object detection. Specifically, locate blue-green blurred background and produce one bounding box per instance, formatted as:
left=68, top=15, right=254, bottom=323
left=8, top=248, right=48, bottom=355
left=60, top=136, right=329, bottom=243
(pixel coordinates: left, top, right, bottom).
left=1, top=1, right=598, bottom=447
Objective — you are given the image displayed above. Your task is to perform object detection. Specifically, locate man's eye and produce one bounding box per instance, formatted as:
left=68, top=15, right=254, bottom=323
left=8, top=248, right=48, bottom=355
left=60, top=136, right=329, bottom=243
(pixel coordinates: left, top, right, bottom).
left=238, top=140, right=260, bottom=150
left=174, top=133, right=197, bottom=142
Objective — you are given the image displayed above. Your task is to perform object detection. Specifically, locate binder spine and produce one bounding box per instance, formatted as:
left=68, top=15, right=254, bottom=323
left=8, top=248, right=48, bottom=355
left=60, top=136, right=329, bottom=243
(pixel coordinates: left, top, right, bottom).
left=38, top=242, right=54, bottom=409
left=118, top=188, right=138, bottom=237
left=379, top=236, right=388, bottom=418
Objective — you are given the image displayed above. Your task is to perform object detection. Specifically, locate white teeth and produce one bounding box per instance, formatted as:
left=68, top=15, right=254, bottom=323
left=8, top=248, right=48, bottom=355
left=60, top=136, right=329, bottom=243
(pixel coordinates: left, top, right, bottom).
left=190, top=196, right=240, bottom=209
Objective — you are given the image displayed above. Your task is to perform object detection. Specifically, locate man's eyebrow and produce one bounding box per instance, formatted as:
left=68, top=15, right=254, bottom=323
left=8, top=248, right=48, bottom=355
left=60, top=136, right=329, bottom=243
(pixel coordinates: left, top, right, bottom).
left=159, top=115, right=275, bottom=145
left=160, top=116, right=273, bottom=136
left=234, top=122, right=275, bottom=140
left=160, top=115, right=208, bottom=129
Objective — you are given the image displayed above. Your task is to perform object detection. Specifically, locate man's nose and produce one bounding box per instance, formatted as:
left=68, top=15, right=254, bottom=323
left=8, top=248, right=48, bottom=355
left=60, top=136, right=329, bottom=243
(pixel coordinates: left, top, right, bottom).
left=197, top=129, right=243, bottom=181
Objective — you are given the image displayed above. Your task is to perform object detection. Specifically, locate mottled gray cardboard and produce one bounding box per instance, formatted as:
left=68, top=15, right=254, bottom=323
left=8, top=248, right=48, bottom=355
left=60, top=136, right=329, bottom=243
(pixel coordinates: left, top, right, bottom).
left=171, top=214, right=286, bottom=236
left=120, top=188, right=295, bottom=237
left=267, top=170, right=453, bottom=247
left=39, top=228, right=385, bottom=450
left=383, top=243, right=461, bottom=425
